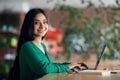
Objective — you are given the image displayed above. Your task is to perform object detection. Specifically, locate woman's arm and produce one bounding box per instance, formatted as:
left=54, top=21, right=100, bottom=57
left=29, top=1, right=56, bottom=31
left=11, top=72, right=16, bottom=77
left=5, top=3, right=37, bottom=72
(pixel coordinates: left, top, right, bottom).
left=20, top=44, right=69, bottom=75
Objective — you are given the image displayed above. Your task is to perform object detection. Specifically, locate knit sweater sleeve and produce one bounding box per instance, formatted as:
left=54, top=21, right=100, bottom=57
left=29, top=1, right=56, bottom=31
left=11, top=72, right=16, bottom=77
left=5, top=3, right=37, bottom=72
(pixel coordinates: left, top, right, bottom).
left=20, top=42, right=69, bottom=76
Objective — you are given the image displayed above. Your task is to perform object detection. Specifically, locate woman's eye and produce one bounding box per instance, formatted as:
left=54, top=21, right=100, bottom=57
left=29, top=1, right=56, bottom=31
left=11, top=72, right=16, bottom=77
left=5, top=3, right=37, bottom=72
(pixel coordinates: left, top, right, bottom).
left=43, top=20, right=48, bottom=24
left=34, top=21, right=39, bottom=25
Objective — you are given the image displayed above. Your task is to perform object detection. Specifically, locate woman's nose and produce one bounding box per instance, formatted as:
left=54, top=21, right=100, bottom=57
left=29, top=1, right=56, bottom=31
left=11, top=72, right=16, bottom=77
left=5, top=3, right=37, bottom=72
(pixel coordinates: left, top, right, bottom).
left=39, top=22, right=44, bottom=28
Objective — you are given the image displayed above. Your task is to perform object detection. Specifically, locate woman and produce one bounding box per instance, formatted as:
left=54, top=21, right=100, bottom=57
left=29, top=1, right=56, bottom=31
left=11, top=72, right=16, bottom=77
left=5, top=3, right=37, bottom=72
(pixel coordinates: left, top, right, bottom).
left=9, top=8, right=88, bottom=80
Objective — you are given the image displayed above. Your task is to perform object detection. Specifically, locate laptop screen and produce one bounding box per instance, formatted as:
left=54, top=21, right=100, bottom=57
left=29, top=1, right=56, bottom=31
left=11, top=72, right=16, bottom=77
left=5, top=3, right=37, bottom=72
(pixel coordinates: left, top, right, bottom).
left=94, top=44, right=107, bottom=70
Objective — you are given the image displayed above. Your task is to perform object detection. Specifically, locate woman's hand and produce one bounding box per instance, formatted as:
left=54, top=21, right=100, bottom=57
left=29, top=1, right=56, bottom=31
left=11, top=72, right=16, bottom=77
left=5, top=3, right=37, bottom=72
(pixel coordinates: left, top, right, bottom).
left=68, top=63, right=80, bottom=69
left=67, top=62, right=88, bottom=73
left=68, top=62, right=88, bottom=69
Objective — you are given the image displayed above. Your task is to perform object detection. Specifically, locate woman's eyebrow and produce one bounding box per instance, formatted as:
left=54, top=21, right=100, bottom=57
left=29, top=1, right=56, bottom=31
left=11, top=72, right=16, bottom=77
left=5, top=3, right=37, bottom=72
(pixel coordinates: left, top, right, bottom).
left=34, top=19, right=40, bottom=21
left=34, top=19, right=48, bottom=22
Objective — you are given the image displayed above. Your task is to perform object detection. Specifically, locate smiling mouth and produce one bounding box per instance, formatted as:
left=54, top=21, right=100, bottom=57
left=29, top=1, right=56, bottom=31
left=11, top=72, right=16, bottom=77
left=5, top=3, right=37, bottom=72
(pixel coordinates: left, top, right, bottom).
left=37, top=29, right=45, bottom=33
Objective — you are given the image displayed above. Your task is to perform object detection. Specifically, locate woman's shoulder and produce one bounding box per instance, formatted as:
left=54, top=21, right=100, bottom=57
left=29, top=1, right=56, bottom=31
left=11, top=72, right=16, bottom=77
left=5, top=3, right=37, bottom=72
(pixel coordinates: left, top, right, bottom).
left=21, top=41, right=33, bottom=48
left=23, top=41, right=32, bottom=45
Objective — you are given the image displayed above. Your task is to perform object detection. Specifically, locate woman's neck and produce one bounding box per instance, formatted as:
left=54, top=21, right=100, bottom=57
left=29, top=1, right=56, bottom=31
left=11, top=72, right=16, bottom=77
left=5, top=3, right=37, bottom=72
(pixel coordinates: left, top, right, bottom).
left=33, top=37, right=42, bottom=44
left=32, top=37, right=45, bottom=54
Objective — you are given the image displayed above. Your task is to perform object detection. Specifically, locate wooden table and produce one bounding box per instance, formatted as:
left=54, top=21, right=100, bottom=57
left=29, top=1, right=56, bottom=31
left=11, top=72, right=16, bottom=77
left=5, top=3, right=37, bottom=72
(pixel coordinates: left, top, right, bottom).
left=37, top=72, right=120, bottom=80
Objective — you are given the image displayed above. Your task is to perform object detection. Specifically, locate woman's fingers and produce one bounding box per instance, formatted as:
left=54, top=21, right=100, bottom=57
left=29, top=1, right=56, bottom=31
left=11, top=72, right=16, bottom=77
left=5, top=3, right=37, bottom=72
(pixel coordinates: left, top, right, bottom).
left=79, top=62, right=89, bottom=69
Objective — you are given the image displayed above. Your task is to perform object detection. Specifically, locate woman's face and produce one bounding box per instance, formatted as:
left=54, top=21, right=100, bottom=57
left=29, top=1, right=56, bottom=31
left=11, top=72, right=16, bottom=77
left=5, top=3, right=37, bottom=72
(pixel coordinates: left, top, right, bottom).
left=34, top=13, right=48, bottom=38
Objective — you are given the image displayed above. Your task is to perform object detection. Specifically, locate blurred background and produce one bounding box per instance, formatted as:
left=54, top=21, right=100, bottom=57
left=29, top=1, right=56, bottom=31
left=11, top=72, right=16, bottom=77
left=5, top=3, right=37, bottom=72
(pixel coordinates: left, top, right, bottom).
left=0, top=0, right=120, bottom=79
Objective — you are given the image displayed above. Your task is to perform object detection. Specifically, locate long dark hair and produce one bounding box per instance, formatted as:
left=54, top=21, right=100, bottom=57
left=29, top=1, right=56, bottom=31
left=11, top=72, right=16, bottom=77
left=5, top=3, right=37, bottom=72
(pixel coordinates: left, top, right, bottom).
left=8, top=8, right=48, bottom=80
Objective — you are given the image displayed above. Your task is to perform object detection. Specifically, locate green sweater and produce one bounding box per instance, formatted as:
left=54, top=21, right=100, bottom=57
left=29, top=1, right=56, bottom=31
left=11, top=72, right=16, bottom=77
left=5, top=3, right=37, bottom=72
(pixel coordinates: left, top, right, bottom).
left=19, top=41, right=69, bottom=80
